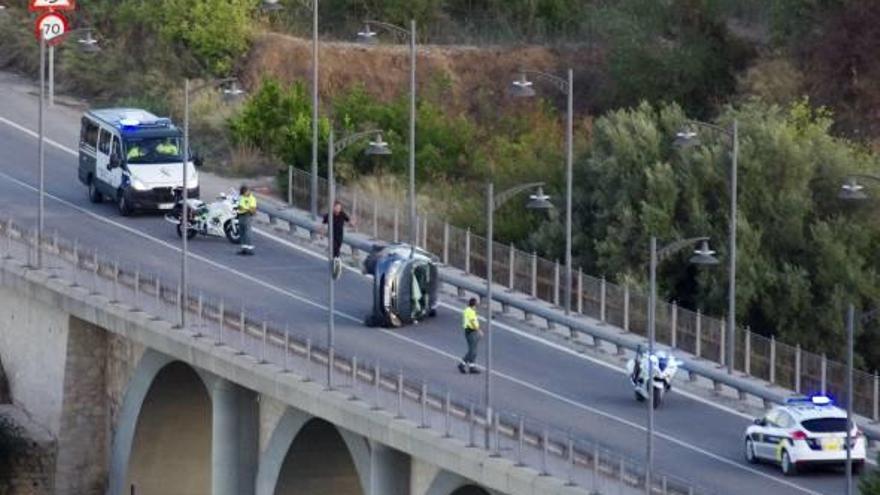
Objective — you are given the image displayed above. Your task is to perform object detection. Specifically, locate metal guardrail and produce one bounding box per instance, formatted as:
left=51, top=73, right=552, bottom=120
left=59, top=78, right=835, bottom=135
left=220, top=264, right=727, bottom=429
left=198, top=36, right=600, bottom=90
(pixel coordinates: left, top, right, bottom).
left=0, top=217, right=713, bottom=495
left=258, top=198, right=880, bottom=442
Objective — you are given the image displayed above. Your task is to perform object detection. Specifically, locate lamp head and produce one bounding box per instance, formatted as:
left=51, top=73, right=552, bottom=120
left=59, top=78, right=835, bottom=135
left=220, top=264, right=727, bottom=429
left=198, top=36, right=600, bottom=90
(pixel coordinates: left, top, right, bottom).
left=366, top=133, right=391, bottom=156
left=77, top=30, right=100, bottom=53
left=689, top=239, right=719, bottom=265
left=222, top=81, right=246, bottom=102
left=261, top=0, right=284, bottom=12
left=357, top=24, right=378, bottom=44
left=673, top=129, right=700, bottom=148
left=526, top=187, right=553, bottom=210
left=839, top=178, right=868, bottom=201
left=510, top=73, right=536, bottom=98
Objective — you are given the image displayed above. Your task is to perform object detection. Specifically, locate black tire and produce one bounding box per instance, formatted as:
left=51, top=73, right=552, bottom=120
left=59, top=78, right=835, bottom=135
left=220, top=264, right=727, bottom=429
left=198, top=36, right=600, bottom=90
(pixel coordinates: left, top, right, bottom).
left=224, top=220, right=241, bottom=244
left=176, top=223, right=198, bottom=240
left=744, top=438, right=758, bottom=464
left=853, top=461, right=864, bottom=475
left=117, top=190, right=133, bottom=216
left=88, top=179, right=102, bottom=203
left=781, top=451, right=797, bottom=476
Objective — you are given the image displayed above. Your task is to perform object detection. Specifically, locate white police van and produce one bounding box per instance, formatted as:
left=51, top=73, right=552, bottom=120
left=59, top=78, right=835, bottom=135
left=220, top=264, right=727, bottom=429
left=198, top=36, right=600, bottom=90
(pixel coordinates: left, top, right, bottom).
left=78, top=108, right=201, bottom=215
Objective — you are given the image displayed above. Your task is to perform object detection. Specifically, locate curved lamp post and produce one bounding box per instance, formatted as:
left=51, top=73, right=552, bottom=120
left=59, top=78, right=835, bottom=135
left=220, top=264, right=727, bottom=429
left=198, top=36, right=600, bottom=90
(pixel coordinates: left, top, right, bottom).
left=357, top=19, right=418, bottom=246
left=179, top=78, right=245, bottom=329
left=484, top=181, right=553, bottom=444
left=646, top=236, right=719, bottom=491
left=510, top=69, right=574, bottom=318
left=674, top=119, right=739, bottom=375
left=326, top=128, right=390, bottom=387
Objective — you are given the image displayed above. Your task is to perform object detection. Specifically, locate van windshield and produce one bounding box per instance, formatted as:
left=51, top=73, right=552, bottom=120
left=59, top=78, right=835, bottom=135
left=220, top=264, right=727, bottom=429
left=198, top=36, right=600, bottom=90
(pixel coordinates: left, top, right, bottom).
left=124, top=137, right=183, bottom=164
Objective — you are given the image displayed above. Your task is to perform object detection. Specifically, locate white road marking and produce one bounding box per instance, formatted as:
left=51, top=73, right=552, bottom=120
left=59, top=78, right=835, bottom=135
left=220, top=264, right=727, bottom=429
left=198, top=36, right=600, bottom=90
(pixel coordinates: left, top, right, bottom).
left=0, top=114, right=854, bottom=492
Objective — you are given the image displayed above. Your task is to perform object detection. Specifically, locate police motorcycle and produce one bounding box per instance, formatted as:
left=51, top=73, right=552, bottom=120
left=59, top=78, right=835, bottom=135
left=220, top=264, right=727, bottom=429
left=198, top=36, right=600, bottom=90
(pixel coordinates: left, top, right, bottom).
left=362, top=243, right=439, bottom=328
left=164, top=187, right=241, bottom=244
left=626, top=345, right=681, bottom=409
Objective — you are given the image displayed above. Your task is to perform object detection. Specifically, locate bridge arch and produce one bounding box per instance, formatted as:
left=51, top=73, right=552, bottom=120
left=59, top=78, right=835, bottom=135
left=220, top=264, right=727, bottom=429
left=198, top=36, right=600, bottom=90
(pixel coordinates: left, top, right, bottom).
left=108, top=350, right=219, bottom=495
left=256, top=407, right=371, bottom=495
left=422, top=469, right=494, bottom=495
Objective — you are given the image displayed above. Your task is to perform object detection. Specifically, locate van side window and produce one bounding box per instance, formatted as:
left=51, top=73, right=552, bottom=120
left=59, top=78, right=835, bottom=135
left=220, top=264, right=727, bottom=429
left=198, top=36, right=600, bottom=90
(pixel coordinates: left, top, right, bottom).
left=80, top=118, right=99, bottom=149
left=112, top=136, right=122, bottom=160
left=98, top=129, right=111, bottom=155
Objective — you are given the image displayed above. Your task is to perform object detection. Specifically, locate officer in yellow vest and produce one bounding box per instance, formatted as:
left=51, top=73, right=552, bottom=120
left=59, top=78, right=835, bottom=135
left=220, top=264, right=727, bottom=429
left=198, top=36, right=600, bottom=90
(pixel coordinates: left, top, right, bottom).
left=236, top=185, right=257, bottom=255
left=458, top=298, right=482, bottom=374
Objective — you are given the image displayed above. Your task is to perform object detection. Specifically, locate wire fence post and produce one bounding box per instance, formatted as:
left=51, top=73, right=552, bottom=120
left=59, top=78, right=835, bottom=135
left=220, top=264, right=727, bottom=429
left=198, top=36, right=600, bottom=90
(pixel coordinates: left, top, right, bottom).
left=238, top=308, right=246, bottom=355
left=530, top=251, right=538, bottom=299
left=393, top=208, right=399, bottom=243
left=599, top=276, right=606, bottom=324
left=421, top=216, right=428, bottom=249
left=194, top=292, right=203, bottom=337
left=670, top=302, right=678, bottom=349
left=820, top=352, right=827, bottom=395
left=111, top=260, right=120, bottom=303
left=516, top=416, right=525, bottom=466
left=349, top=357, right=359, bottom=401
left=873, top=370, right=879, bottom=422
left=744, top=327, right=751, bottom=376
left=442, top=222, right=449, bottom=264
left=491, top=413, right=501, bottom=457
left=508, top=243, right=515, bottom=290
left=260, top=321, right=268, bottom=364
left=468, top=403, right=476, bottom=448
left=372, top=198, right=378, bottom=239
left=464, top=228, right=471, bottom=275
left=795, top=344, right=802, bottom=393
left=720, top=319, right=727, bottom=368
left=553, top=260, right=560, bottom=307
left=216, top=300, right=225, bottom=346
left=695, top=310, right=702, bottom=359
left=577, top=267, right=583, bottom=314
left=443, top=391, right=452, bottom=438
left=541, top=428, right=549, bottom=476
left=282, top=327, right=290, bottom=373
left=769, top=335, right=776, bottom=385
left=566, top=437, right=575, bottom=486
left=419, top=382, right=428, bottom=428
left=623, top=284, right=630, bottom=332
left=395, top=370, right=404, bottom=419
left=133, top=269, right=140, bottom=309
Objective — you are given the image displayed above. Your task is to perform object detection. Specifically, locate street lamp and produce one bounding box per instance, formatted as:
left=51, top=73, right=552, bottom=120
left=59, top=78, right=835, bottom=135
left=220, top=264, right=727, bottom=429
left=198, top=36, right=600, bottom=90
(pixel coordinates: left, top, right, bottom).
left=838, top=174, right=880, bottom=201
left=179, top=78, right=245, bottom=329
left=326, top=128, right=390, bottom=388
left=356, top=19, right=418, bottom=246
left=509, top=68, right=574, bottom=319
left=484, top=181, right=553, bottom=444
left=646, top=236, right=718, bottom=491
left=674, top=119, right=739, bottom=375
left=260, top=0, right=284, bottom=12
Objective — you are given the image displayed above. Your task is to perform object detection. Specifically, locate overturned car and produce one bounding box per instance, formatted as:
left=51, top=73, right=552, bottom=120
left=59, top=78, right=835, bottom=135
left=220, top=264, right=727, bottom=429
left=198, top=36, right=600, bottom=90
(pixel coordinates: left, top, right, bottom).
left=362, top=243, right=440, bottom=328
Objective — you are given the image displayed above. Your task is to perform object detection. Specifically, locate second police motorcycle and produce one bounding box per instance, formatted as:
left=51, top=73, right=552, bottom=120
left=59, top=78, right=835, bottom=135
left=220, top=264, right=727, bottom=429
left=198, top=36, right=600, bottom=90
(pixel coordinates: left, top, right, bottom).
left=165, top=187, right=242, bottom=244
left=626, top=345, right=681, bottom=408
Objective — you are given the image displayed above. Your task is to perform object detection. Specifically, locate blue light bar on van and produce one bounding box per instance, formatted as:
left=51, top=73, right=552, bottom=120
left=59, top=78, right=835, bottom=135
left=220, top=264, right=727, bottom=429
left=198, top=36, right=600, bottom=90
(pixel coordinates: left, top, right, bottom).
left=785, top=395, right=834, bottom=406
left=115, top=113, right=173, bottom=131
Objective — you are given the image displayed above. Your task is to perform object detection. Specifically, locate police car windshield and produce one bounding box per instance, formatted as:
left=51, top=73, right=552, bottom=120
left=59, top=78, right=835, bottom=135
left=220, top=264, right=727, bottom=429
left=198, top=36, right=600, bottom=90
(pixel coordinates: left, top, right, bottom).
left=124, top=137, right=183, bottom=164
left=801, top=418, right=848, bottom=433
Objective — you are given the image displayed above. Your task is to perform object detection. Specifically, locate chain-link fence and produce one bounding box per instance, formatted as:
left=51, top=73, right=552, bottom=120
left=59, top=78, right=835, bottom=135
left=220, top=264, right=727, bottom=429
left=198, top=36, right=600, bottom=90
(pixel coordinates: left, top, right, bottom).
left=0, top=217, right=714, bottom=495
left=284, top=167, right=880, bottom=422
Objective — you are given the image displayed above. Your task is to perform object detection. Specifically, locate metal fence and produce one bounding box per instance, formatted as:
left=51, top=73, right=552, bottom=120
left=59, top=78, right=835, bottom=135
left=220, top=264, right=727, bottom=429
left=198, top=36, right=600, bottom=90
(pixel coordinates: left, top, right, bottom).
left=287, top=167, right=880, bottom=422
left=0, top=217, right=713, bottom=495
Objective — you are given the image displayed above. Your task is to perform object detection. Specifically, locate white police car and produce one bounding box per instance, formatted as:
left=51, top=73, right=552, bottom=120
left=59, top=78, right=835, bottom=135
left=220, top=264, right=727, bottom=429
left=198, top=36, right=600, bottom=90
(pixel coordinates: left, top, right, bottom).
left=744, top=396, right=866, bottom=475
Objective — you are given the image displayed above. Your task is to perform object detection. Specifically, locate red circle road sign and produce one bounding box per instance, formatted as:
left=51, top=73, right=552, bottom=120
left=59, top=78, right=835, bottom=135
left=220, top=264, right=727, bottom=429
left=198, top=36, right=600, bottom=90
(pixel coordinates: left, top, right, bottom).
left=29, top=0, right=77, bottom=12
left=33, top=11, right=69, bottom=46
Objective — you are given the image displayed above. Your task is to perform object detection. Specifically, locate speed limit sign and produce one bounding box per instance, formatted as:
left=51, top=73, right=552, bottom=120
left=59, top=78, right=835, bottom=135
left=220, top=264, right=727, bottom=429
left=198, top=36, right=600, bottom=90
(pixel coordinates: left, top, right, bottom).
left=33, top=11, right=69, bottom=45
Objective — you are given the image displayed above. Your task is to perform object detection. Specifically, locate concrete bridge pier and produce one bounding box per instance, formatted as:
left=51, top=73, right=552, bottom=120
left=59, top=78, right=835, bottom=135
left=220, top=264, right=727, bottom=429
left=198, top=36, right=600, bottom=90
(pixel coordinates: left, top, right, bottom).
left=212, top=379, right=258, bottom=495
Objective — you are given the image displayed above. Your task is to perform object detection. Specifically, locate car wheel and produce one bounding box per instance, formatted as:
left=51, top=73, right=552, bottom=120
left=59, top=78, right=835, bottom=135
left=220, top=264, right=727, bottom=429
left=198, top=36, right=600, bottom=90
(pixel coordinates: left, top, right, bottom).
left=117, top=190, right=133, bottom=216
left=88, top=179, right=102, bottom=203
left=744, top=438, right=758, bottom=464
left=781, top=451, right=797, bottom=476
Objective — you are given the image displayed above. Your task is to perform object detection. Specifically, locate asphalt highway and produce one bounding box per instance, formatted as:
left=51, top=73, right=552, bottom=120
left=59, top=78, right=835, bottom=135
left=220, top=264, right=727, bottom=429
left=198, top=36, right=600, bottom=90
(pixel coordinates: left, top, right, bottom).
left=0, top=98, right=860, bottom=494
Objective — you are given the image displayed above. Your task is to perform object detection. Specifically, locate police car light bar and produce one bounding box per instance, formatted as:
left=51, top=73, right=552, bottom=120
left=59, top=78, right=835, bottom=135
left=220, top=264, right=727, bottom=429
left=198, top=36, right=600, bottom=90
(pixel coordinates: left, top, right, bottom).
left=785, top=395, right=833, bottom=406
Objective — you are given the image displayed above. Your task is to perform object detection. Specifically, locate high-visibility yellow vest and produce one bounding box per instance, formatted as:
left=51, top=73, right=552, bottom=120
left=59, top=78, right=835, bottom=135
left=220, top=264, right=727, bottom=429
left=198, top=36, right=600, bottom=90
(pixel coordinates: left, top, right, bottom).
left=462, top=306, right=479, bottom=331
left=237, top=194, right=257, bottom=215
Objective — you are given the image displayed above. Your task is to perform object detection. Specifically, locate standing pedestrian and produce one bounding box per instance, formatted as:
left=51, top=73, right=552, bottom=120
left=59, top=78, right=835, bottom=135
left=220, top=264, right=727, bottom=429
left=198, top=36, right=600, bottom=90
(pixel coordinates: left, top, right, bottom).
left=459, top=297, right=482, bottom=374
left=236, top=185, right=257, bottom=255
left=322, top=201, right=354, bottom=278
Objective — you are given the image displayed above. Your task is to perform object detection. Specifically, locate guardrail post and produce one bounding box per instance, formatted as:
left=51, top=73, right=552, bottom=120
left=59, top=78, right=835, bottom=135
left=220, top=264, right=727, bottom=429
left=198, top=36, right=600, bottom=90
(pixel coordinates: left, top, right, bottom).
left=372, top=198, right=378, bottom=239
left=670, top=302, right=678, bottom=349
left=623, top=285, right=630, bottom=332
left=599, top=276, right=606, bottom=324
left=873, top=370, right=878, bottom=422
left=820, top=352, right=827, bottom=395
left=464, top=228, right=471, bottom=275
left=769, top=335, right=777, bottom=385
left=720, top=319, right=727, bottom=368
left=744, top=327, right=751, bottom=377
left=553, top=259, right=560, bottom=307
left=795, top=344, right=802, bottom=393
left=577, top=267, right=583, bottom=315
left=442, top=222, right=449, bottom=265
left=695, top=310, right=702, bottom=359
left=393, top=208, right=400, bottom=242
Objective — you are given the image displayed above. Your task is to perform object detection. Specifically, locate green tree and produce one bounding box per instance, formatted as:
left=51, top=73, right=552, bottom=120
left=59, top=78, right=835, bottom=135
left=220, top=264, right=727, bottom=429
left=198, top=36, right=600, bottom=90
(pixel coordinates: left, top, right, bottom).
left=861, top=452, right=880, bottom=494
left=533, top=99, right=880, bottom=367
